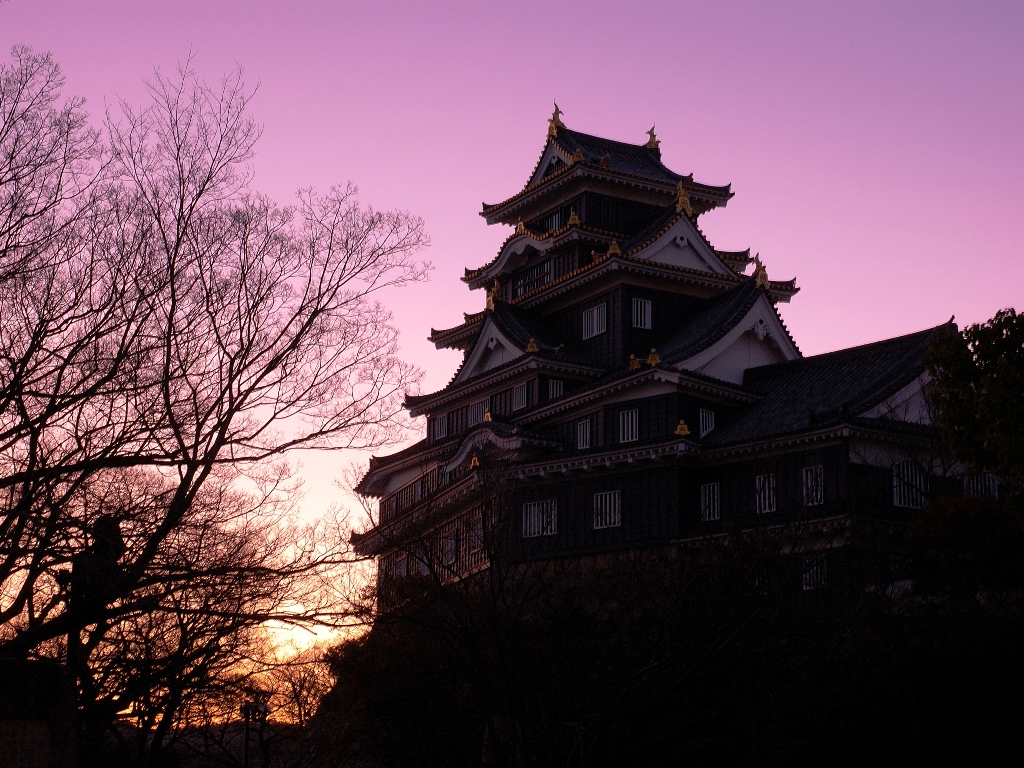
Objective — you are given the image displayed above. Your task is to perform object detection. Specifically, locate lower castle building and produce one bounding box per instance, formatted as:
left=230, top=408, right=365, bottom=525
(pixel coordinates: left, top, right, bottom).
left=353, top=110, right=967, bottom=601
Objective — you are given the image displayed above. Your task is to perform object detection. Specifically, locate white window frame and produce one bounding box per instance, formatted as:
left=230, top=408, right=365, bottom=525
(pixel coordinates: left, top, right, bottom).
left=593, top=491, right=621, bottom=529
left=582, top=303, right=607, bottom=340
left=430, top=414, right=448, bottom=441
left=803, top=465, right=824, bottom=507
left=468, top=399, right=489, bottom=426
left=632, top=298, right=651, bottom=329
left=699, top=408, right=715, bottom=438
left=522, top=500, right=557, bottom=538
left=755, top=473, right=776, bottom=515
left=512, top=383, right=527, bottom=411
left=619, top=409, right=638, bottom=443
left=892, top=460, right=925, bottom=509
left=701, top=482, right=720, bottom=522
left=802, top=553, right=827, bottom=591
left=965, top=472, right=999, bottom=499
left=548, top=379, right=563, bottom=399
left=577, top=419, right=591, bottom=450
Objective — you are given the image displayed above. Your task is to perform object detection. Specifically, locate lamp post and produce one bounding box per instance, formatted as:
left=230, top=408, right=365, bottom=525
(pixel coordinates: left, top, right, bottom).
left=240, top=694, right=269, bottom=768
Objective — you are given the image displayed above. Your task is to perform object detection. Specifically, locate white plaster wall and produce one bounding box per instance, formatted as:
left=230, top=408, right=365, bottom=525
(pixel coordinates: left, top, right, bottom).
left=696, top=331, right=786, bottom=384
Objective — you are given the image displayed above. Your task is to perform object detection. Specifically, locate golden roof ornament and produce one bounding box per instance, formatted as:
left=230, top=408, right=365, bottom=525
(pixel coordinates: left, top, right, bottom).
left=752, top=253, right=770, bottom=289
left=647, top=348, right=661, bottom=366
left=675, top=419, right=691, bottom=436
left=675, top=181, right=693, bottom=217
left=645, top=125, right=660, bottom=149
left=483, top=409, right=492, bottom=423
left=600, top=153, right=611, bottom=169
left=556, top=343, right=566, bottom=359
left=567, top=210, right=580, bottom=226
left=607, top=241, right=621, bottom=257
left=515, top=219, right=526, bottom=236
left=629, top=354, right=641, bottom=371
left=486, top=279, right=501, bottom=311
left=525, top=338, right=539, bottom=353
left=572, top=148, right=585, bottom=163
left=547, top=103, right=565, bottom=138
left=469, top=454, right=480, bottom=469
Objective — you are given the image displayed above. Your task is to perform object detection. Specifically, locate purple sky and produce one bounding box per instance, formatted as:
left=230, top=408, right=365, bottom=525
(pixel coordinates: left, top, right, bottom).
left=6, top=1, right=1023, bottom=515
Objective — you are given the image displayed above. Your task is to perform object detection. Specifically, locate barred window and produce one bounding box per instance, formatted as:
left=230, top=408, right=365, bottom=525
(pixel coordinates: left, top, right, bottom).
left=429, top=415, right=448, bottom=441
left=582, top=304, right=607, bottom=340
left=394, top=554, right=407, bottom=578
left=619, top=409, right=638, bottom=443
left=577, top=419, right=591, bottom=450
left=803, top=465, right=824, bottom=507
left=755, top=474, right=776, bottom=514
left=699, top=408, right=715, bottom=437
left=965, top=472, right=999, bottom=499
left=469, top=516, right=484, bottom=553
left=548, top=379, right=563, bottom=399
left=468, top=399, right=489, bottom=426
left=593, top=491, right=622, bottom=529
left=512, top=383, right=527, bottom=411
left=441, top=531, right=459, bottom=567
left=701, top=482, right=720, bottom=522
left=523, top=500, right=557, bottom=538
left=802, top=553, right=827, bottom=591
left=892, top=460, right=925, bottom=509
left=632, top=298, right=651, bottom=329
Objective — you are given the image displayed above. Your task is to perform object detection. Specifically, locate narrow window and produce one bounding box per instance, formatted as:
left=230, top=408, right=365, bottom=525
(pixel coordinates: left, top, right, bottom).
left=469, top=516, right=484, bottom=553
left=619, top=409, right=638, bottom=443
left=892, top=460, right=925, bottom=509
left=548, top=379, right=564, bottom=399
left=803, top=465, right=824, bottom=507
left=512, top=383, right=528, bottom=411
left=699, top=409, right=715, bottom=437
left=802, top=553, right=827, bottom=591
left=468, top=399, right=489, bottom=426
left=522, top=500, right=558, bottom=538
left=582, top=303, right=607, bottom=340
left=395, top=554, right=407, bottom=578
left=701, top=483, right=720, bottom=522
left=430, top=414, right=448, bottom=441
left=755, top=474, right=776, bottom=514
left=441, top=530, right=459, bottom=567
left=632, top=298, right=652, bottom=329
left=577, top=419, right=591, bottom=450
left=965, top=472, right=999, bottom=499
left=593, top=491, right=622, bottom=529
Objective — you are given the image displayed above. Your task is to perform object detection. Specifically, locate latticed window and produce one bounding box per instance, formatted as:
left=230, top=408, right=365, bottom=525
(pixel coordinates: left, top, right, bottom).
left=522, top=500, right=557, bottom=538
left=430, top=415, right=448, bottom=441
left=512, top=383, right=527, bottom=411
left=394, top=554, right=407, bottom=578
left=619, top=409, right=638, bottom=443
left=755, top=474, right=776, bottom=514
left=593, top=491, right=621, bottom=529
left=965, top=472, right=999, bottom=499
left=802, top=553, right=827, bottom=591
left=700, top=409, right=715, bottom=437
left=577, top=419, right=591, bottom=449
left=803, top=465, right=824, bottom=507
left=548, top=379, right=563, bottom=399
left=701, top=483, right=720, bottom=522
left=513, top=260, right=551, bottom=298
left=582, top=304, right=607, bottom=340
left=892, top=460, right=926, bottom=509
left=440, top=530, right=459, bottom=568
left=469, top=516, right=484, bottom=553
left=632, top=298, right=651, bottom=329
left=468, top=399, right=488, bottom=426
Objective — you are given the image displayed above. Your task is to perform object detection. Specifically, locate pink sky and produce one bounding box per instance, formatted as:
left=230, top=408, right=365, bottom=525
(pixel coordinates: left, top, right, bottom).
left=6, top=1, right=1023, bottom=517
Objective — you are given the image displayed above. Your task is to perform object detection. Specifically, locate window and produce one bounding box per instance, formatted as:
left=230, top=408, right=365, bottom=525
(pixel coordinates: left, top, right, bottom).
left=965, top=472, right=999, bottom=499
left=699, top=409, right=715, bottom=437
left=892, top=460, right=925, bottom=509
left=548, top=379, right=563, bottom=399
left=632, top=298, right=652, bottom=329
left=512, top=383, right=527, bottom=411
left=619, top=409, right=638, bottom=443
left=755, top=474, right=776, bottom=514
left=522, top=500, right=557, bottom=538
left=803, top=465, right=824, bottom=507
left=468, top=399, right=488, bottom=426
left=441, top=531, right=459, bottom=567
left=394, top=554, right=407, bottom=578
left=582, top=304, right=607, bottom=340
left=593, top=491, right=621, bottom=529
left=802, top=553, right=827, bottom=591
left=577, top=419, right=591, bottom=450
left=513, top=260, right=551, bottom=298
left=469, top=516, right=484, bottom=553
left=701, top=483, right=720, bottom=522
left=430, top=415, right=448, bottom=441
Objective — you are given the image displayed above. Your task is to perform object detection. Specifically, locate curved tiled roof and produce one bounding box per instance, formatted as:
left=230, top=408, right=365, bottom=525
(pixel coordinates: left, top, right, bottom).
left=656, top=281, right=766, bottom=363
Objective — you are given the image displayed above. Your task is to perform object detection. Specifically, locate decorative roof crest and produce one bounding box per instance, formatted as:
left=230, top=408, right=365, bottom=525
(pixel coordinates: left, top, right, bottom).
left=515, top=219, right=526, bottom=235
left=645, top=125, right=660, bottom=149
left=525, top=338, right=539, bottom=353
left=486, top=279, right=501, bottom=310
left=647, top=348, right=661, bottom=366
left=629, top=354, right=641, bottom=371
left=607, top=240, right=621, bottom=257
left=600, top=153, right=611, bottom=168
left=548, top=103, right=565, bottom=138
left=567, top=210, right=580, bottom=226
left=752, top=253, right=769, bottom=289
left=572, top=148, right=585, bottom=163
left=483, top=409, right=492, bottom=423
left=676, top=181, right=693, bottom=217
left=675, top=419, right=691, bottom=436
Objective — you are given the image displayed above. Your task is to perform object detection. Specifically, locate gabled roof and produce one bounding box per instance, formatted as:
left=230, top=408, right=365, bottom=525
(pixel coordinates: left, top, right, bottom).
left=656, top=280, right=770, bottom=363
left=707, top=325, right=948, bottom=445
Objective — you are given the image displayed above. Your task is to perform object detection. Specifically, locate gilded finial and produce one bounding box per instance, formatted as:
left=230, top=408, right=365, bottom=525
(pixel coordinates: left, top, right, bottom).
left=525, top=338, right=539, bottom=353
left=548, top=103, right=565, bottom=138
left=600, top=153, right=611, bottom=169
left=572, top=148, right=585, bottom=163
left=675, top=181, right=693, bottom=217
left=645, top=125, right=660, bottom=149
left=675, top=419, right=690, bottom=436
left=470, top=454, right=480, bottom=469
left=567, top=210, right=580, bottom=226
left=607, top=241, right=621, bottom=257
left=752, top=253, right=769, bottom=289
left=556, top=343, right=566, bottom=359
left=515, top=219, right=526, bottom=236
left=486, top=279, right=501, bottom=311
left=647, top=348, right=661, bottom=366
left=629, top=354, right=641, bottom=371
left=483, top=409, right=492, bottom=423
